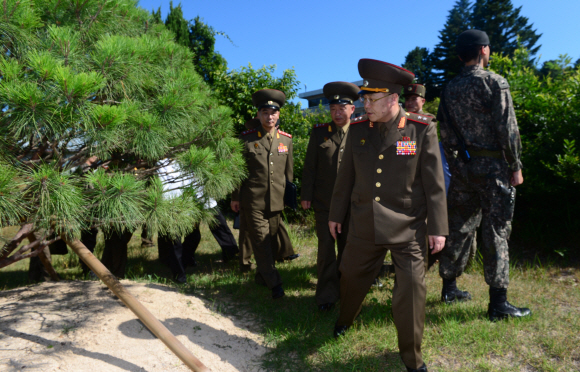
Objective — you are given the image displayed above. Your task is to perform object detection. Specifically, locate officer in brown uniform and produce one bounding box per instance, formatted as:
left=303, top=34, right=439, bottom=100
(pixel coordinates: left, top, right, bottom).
left=231, top=89, right=293, bottom=299
left=301, top=81, right=359, bottom=311
left=402, top=84, right=434, bottom=118
left=329, top=59, right=448, bottom=372
left=238, top=118, right=298, bottom=272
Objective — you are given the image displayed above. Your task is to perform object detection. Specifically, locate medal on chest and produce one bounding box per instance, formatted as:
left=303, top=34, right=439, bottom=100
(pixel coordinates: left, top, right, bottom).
left=278, top=142, right=288, bottom=153
left=396, top=139, right=416, bottom=155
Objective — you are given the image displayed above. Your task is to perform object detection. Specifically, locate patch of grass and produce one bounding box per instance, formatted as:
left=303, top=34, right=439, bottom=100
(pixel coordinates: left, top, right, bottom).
left=2, top=222, right=580, bottom=371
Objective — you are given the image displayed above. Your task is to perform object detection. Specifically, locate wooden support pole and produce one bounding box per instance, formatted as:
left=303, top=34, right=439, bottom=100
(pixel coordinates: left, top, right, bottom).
left=63, top=237, right=210, bottom=372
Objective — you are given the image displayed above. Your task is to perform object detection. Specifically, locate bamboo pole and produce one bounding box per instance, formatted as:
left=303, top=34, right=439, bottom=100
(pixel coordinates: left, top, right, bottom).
left=63, top=237, right=210, bottom=372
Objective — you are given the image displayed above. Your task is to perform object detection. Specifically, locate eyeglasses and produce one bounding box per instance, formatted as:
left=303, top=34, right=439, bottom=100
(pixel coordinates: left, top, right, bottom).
left=359, top=94, right=392, bottom=104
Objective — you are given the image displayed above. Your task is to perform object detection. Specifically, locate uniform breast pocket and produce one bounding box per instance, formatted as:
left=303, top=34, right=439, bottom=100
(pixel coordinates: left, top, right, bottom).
left=319, top=141, right=332, bottom=149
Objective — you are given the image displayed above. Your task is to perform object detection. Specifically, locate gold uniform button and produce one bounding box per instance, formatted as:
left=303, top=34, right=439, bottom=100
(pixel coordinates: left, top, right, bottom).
left=379, top=154, right=384, bottom=159
left=375, top=196, right=380, bottom=202
left=377, top=168, right=382, bottom=174
left=376, top=182, right=381, bottom=187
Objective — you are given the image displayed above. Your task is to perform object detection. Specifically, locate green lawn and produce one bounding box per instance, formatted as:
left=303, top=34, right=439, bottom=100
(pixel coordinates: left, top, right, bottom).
left=1, top=223, right=579, bottom=372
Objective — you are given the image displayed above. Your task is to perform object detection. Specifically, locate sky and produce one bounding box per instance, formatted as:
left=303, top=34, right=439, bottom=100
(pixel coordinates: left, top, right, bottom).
left=137, top=0, right=580, bottom=105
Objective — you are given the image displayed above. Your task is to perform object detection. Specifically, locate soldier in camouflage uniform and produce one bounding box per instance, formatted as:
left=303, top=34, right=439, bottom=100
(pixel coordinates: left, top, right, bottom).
left=437, top=29, right=531, bottom=321
left=301, top=81, right=359, bottom=311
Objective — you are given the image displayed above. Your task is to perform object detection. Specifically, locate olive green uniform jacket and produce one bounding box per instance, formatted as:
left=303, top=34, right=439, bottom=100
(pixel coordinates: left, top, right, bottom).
left=329, top=108, right=448, bottom=243
left=232, top=126, right=293, bottom=211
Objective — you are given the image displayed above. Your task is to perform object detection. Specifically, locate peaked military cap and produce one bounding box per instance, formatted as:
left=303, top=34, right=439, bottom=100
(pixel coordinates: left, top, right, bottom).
left=323, top=81, right=360, bottom=105
left=403, top=84, right=426, bottom=98
left=358, top=59, right=415, bottom=96
left=456, top=29, right=490, bottom=51
left=252, top=89, right=286, bottom=110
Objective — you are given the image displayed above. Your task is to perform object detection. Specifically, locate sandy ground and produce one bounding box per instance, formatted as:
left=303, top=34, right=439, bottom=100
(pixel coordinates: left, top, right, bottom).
left=0, top=280, right=269, bottom=372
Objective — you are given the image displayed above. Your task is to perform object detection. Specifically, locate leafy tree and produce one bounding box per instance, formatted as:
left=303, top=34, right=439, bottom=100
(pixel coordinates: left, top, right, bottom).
left=188, top=16, right=228, bottom=85
left=490, top=49, right=580, bottom=249
left=402, top=47, right=438, bottom=101
left=431, top=0, right=472, bottom=87
left=470, top=0, right=541, bottom=57
left=0, top=0, right=245, bottom=268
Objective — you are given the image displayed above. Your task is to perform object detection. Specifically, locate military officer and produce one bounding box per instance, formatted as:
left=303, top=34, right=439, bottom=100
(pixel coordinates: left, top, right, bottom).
left=238, top=117, right=299, bottom=272
left=301, top=81, right=358, bottom=311
left=329, top=59, right=448, bottom=372
left=231, top=89, right=293, bottom=299
left=437, top=29, right=531, bottom=320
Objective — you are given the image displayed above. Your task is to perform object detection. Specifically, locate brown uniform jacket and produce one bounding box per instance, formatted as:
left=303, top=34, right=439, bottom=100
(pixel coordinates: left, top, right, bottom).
left=300, top=121, right=348, bottom=212
left=329, top=108, right=448, bottom=244
left=232, top=126, right=293, bottom=212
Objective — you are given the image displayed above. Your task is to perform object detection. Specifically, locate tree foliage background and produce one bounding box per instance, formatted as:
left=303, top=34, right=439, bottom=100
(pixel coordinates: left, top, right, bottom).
left=0, top=0, right=245, bottom=267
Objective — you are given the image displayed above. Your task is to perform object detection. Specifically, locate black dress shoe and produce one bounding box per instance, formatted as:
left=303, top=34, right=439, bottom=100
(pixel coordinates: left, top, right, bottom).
left=318, top=303, right=334, bottom=311
left=406, top=362, right=428, bottom=372
left=175, top=273, right=187, bottom=284
left=488, top=286, right=531, bottom=321
left=441, top=278, right=472, bottom=304
left=333, top=324, right=349, bottom=338
left=272, top=285, right=285, bottom=299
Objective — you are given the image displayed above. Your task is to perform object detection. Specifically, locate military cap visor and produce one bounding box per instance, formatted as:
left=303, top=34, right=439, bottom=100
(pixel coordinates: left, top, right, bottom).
left=456, top=29, right=490, bottom=49
left=358, top=59, right=415, bottom=96
left=403, top=84, right=427, bottom=98
left=252, top=89, right=286, bottom=110
left=323, top=81, right=360, bottom=105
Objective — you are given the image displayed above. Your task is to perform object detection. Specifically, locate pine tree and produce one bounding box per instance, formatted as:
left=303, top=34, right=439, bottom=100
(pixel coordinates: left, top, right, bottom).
left=470, top=0, right=541, bottom=57
left=402, top=47, right=438, bottom=101
left=431, top=0, right=473, bottom=86
left=0, top=0, right=245, bottom=269
left=164, top=1, right=190, bottom=47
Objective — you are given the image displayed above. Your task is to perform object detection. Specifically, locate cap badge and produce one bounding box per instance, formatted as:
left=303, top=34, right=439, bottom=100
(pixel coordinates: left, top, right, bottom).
left=334, top=95, right=340, bottom=100
left=363, top=80, right=368, bottom=87
left=408, top=87, right=413, bottom=91
left=267, top=100, right=273, bottom=105
left=360, top=139, right=366, bottom=145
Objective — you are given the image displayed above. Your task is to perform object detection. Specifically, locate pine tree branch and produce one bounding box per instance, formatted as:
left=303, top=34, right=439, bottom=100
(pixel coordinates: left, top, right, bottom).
left=0, top=236, right=58, bottom=270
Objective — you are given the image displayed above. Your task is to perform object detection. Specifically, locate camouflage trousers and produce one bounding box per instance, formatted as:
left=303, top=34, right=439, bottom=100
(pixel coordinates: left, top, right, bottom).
left=439, top=157, right=515, bottom=288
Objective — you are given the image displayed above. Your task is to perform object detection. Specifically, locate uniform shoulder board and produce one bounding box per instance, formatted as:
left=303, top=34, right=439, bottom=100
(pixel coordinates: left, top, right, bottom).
left=406, top=112, right=430, bottom=125
left=497, top=78, right=510, bottom=90
left=278, top=130, right=292, bottom=138
left=313, top=122, right=330, bottom=128
left=350, top=117, right=369, bottom=125
left=241, top=128, right=257, bottom=136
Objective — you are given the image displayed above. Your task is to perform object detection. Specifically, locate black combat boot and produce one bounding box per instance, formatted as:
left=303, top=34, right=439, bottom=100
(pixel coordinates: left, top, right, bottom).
left=271, top=284, right=285, bottom=299
left=488, top=287, right=531, bottom=321
left=333, top=324, right=349, bottom=338
left=441, top=278, right=472, bottom=304
left=406, top=362, right=428, bottom=372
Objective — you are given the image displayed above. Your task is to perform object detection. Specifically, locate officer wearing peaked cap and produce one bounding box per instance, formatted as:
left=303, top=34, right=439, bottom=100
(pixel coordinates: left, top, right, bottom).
left=301, top=81, right=359, bottom=311
left=231, top=89, right=294, bottom=299
left=328, top=59, right=448, bottom=372
left=402, top=84, right=435, bottom=119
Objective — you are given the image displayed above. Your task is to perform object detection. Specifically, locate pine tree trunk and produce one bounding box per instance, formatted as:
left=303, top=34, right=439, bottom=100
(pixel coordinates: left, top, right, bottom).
left=27, top=232, right=60, bottom=281
left=63, top=237, right=210, bottom=372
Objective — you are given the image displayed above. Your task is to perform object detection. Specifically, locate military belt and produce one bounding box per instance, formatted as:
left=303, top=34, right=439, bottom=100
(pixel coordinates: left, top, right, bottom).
left=468, top=149, right=503, bottom=159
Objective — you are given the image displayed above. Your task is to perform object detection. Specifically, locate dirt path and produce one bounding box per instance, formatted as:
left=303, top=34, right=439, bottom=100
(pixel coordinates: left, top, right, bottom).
left=0, top=280, right=268, bottom=372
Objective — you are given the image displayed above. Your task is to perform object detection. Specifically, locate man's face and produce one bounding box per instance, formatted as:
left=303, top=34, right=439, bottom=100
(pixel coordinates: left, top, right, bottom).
left=362, top=93, right=399, bottom=122
left=404, top=94, right=426, bottom=113
left=330, top=103, right=355, bottom=127
left=258, top=107, right=280, bottom=131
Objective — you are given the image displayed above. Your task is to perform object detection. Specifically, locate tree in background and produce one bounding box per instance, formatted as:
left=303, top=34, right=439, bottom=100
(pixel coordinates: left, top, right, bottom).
left=160, top=3, right=228, bottom=86
left=0, top=0, right=245, bottom=269
left=402, top=47, right=438, bottom=101
left=470, top=0, right=541, bottom=57
left=490, top=49, right=580, bottom=253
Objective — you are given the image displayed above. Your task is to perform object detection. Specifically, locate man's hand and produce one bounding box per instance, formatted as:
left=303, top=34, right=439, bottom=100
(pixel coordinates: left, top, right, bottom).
left=328, top=221, right=342, bottom=240
left=230, top=201, right=240, bottom=213
left=301, top=200, right=311, bottom=210
left=511, top=169, right=524, bottom=186
left=429, top=235, right=446, bottom=254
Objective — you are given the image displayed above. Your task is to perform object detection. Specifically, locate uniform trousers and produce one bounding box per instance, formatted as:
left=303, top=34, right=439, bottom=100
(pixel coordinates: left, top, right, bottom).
left=439, top=157, right=512, bottom=289
left=158, top=231, right=198, bottom=282
left=100, top=230, right=133, bottom=278
left=242, top=208, right=283, bottom=289
left=338, top=234, right=427, bottom=369
left=314, top=209, right=349, bottom=305
left=239, top=209, right=295, bottom=270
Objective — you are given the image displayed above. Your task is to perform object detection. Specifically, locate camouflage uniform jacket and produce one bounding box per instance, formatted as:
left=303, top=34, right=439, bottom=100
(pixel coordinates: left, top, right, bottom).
left=329, top=108, right=448, bottom=244
left=438, top=65, right=522, bottom=171
left=301, top=121, right=349, bottom=212
left=232, top=126, right=293, bottom=212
